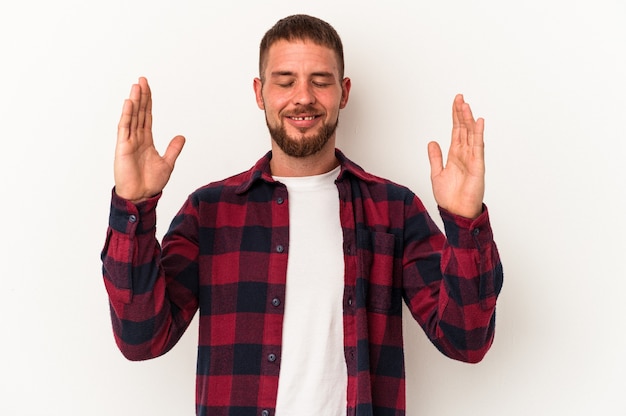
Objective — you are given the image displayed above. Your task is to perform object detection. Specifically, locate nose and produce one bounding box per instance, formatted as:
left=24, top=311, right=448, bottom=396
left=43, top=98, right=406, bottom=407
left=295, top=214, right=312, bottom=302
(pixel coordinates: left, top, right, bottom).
left=292, top=81, right=315, bottom=106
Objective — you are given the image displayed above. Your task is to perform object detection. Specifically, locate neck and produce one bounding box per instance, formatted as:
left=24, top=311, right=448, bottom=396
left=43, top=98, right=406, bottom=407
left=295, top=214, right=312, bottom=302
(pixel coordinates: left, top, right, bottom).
left=270, top=142, right=339, bottom=177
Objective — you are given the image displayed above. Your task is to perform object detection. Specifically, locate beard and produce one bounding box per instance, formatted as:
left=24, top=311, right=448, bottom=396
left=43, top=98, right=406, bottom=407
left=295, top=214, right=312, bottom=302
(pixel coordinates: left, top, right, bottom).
left=266, top=110, right=339, bottom=158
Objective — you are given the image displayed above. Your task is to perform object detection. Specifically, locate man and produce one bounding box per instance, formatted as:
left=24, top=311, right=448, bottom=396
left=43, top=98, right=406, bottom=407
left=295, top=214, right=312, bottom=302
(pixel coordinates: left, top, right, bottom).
left=102, top=14, right=503, bottom=416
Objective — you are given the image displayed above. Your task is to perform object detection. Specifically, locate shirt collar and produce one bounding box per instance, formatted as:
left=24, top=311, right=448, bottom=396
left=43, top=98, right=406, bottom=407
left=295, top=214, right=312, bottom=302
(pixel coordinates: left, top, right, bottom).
left=235, top=148, right=376, bottom=194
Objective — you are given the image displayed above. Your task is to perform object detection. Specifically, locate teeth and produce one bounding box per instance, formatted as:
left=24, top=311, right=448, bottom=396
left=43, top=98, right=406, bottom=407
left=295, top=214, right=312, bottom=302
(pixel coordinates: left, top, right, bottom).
left=291, top=116, right=315, bottom=121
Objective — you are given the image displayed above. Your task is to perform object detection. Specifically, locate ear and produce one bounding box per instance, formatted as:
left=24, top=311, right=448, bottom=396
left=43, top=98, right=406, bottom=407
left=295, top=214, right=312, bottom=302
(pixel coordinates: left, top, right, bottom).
left=253, top=78, right=265, bottom=110
left=339, top=77, right=351, bottom=109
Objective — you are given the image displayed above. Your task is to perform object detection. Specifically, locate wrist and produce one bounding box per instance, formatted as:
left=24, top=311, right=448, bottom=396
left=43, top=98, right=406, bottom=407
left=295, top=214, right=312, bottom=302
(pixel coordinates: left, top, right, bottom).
left=113, top=187, right=151, bottom=205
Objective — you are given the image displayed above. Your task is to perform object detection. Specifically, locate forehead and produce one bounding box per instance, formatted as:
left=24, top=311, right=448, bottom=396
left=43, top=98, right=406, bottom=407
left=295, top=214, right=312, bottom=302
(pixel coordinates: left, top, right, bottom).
left=264, top=40, right=340, bottom=76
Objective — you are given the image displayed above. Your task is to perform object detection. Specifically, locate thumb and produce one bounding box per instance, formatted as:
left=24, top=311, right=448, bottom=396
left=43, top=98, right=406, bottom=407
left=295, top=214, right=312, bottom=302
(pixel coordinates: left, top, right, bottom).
left=427, top=141, right=443, bottom=179
left=163, top=135, right=186, bottom=167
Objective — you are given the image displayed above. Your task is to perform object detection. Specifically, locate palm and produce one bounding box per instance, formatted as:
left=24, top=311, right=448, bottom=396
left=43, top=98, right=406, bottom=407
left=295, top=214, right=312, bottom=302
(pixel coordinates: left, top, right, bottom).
left=114, top=77, right=185, bottom=203
left=428, top=94, right=485, bottom=219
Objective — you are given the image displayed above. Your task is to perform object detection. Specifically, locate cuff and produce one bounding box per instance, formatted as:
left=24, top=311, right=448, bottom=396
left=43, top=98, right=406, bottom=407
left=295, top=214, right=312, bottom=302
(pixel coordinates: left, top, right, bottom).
left=439, top=204, right=494, bottom=248
left=108, top=188, right=161, bottom=235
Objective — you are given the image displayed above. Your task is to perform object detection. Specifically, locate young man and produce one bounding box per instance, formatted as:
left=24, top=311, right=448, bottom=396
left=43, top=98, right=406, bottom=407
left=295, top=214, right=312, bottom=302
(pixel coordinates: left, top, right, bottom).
left=102, top=14, right=503, bottom=416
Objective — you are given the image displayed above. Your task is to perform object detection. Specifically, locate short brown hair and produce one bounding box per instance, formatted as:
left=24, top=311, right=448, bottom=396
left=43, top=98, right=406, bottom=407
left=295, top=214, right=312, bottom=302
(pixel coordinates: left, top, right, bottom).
left=258, top=14, right=345, bottom=81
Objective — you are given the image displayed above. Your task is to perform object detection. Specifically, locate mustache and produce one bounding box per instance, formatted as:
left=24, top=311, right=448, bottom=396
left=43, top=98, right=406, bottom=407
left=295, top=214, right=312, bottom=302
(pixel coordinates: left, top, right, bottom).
left=284, top=105, right=320, bottom=116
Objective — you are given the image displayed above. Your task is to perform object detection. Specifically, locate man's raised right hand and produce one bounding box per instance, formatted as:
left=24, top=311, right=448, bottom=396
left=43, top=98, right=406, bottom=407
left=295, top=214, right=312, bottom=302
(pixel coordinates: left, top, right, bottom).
left=114, top=77, right=185, bottom=203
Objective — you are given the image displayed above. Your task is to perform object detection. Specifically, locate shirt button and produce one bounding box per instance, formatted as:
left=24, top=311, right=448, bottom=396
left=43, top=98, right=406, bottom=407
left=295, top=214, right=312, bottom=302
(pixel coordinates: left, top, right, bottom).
left=347, top=298, right=353, bottom=306
left=262, top=411, right=270, bottom=416
left=271, top=298, right=281, bottom=307
left=276, top=197, right=284, bottom=205
left=276, top=245, right=284, bottom=253
left=473, top=229, right=480, bottom=236
left=267, top=353, right=277, bottom=362
left=128, top=215, right=137, bottom=223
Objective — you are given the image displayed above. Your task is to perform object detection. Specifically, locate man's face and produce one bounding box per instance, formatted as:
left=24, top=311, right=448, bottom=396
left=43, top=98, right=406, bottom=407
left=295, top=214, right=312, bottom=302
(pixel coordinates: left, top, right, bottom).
left=254, top=40, right=351, bottom=158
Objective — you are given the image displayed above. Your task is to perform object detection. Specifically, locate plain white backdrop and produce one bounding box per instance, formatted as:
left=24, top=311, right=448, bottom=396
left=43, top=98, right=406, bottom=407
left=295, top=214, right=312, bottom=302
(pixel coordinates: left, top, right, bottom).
left=1, top=0, right=625, bottom=414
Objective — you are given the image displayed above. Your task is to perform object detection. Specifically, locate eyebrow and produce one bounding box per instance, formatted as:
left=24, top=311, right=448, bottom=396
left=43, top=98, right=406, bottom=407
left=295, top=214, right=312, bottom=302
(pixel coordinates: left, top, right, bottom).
left=270, top=71, right=335, bottom=79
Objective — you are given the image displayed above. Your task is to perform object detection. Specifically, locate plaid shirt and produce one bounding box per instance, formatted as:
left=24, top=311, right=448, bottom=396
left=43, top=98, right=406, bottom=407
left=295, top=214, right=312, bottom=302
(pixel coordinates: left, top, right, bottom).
left=102, top=149, right=503, bottom=416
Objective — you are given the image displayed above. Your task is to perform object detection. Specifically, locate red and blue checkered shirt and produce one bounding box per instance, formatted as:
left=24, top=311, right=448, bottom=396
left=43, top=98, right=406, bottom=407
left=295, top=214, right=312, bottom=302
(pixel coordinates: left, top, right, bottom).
left=102, top=149, right=503, bottom=416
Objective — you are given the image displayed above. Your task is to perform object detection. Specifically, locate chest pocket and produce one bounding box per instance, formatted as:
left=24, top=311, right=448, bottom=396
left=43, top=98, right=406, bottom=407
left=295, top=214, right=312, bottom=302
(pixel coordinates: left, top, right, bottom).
left=357, top=230, right=399, bottom=313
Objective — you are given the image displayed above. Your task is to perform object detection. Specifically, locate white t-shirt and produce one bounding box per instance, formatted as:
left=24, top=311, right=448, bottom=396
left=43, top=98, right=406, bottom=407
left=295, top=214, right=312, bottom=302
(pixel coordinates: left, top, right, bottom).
left=273, top=167, right=347, bottom=416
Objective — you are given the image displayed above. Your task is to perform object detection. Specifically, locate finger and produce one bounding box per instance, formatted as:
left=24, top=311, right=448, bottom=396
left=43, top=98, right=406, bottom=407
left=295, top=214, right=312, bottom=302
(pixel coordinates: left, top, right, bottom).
left=117, top=99, right=133, bottom=144
left=451, top=94, right=466, bottom=146
left=461, top=101, right=484, bottom=149
left=137, top=77, right=150, bottom=129
left=163, top=135, right=186, bottom=167
left=129, top=83, right=140, bottom=133
left=427, top=141, right=444, bottom=179
left=144, top=79, right=153, bottom=131
left=461, top=101, right=477, bottom=126
left=452, top=94, right=465, bottom=128
left=471, top=116, right=485, bottom=148
left=461, top=102, right=476, bottom=146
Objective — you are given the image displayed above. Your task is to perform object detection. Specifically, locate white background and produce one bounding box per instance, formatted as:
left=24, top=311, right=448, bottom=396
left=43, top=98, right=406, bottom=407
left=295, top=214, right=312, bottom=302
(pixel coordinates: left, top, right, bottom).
left=1, top=0, right=625, bottom=415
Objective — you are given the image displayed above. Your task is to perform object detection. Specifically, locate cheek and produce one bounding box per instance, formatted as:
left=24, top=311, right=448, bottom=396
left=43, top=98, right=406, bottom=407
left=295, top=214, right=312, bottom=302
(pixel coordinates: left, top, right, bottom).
left=265, top=98, right=290, bottom=116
